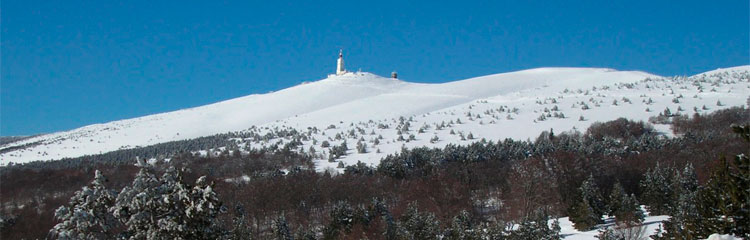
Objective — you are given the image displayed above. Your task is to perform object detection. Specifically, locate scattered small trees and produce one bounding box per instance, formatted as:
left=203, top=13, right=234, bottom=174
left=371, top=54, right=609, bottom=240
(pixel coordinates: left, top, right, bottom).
left=356, top=140, right=368, bottom=153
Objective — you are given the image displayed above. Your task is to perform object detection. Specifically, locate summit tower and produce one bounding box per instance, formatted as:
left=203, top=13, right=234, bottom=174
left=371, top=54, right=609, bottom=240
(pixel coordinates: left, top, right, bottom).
left=336, top=49, right=346, bottom=75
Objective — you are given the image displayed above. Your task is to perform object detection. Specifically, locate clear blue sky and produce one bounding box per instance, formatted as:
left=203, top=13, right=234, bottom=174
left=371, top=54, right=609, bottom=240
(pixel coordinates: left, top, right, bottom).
left=2, top=0, right=748, bottom=136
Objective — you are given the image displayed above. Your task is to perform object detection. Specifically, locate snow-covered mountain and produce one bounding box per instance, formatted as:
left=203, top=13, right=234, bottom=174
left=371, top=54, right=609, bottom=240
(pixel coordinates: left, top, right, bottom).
left=2, top=66, right=749, bottom=168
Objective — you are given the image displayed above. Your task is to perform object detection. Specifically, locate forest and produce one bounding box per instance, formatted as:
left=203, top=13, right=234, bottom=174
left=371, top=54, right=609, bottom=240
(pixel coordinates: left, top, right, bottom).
left=1, top=107, right=748, bottom=239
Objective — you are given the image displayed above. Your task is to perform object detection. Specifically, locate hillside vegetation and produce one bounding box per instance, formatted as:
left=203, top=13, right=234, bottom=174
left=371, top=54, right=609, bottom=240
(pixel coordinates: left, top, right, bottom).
left=2, top=107, right=748, bottom=239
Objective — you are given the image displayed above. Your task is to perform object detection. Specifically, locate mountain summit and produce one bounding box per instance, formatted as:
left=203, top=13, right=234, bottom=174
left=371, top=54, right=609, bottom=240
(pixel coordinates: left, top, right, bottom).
left=2, top=66, right=749, bottom=167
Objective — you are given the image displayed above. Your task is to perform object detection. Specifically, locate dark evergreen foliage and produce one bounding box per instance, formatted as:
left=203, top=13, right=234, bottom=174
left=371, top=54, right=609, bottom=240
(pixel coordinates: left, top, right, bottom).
left=568, top=195, right=600, bottom=231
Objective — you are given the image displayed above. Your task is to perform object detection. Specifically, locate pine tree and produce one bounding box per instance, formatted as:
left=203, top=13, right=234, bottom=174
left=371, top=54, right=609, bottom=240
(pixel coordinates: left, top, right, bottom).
left=396, top=203, right=440, bottom=239
left=273, top=215, right=293, bottom=240
left=444, top=210, right=479, bottom=240
left=323, top=201, right=355, bottom=239
left=229, top=205, right=252, bottom=240
left=356, top=140, right=368, bottom=153
left=639, top=163, right=674, bottom=215
left=295, top=225, right=317, bottom=240
left=694, top=142, right=749, bottom=238
left=597, top=194, right=646, bottom=240
left=614, top=194, right=644, bottom=224
left=111, top=167, right=224, bottom=240
left=671, top=164, right=700, bottom=235
left=658, top=125, right=750, bottom=239
left=510, top=208, right=561, bottom=240
left=569, top=197, right=600, bottom=231
left=606, top=181, right=626, bottom=216
left=580, top=174, right=606, bottom=218
left=50, top=170, right=118, bottom=240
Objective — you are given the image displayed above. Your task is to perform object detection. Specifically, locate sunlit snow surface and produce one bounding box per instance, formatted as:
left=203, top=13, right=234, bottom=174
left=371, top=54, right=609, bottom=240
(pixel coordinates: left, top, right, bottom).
left=558, top=213, right=743, bottom=240
left=2, top=66, right=749, bottom=168
left=557, top=212, right=669, bottom=239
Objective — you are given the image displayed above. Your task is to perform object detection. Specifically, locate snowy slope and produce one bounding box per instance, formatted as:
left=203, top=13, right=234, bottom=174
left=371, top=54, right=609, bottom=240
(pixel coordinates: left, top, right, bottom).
left=283, top=68, right=655, bottom=126
left=2, top=66, right=749, bottom=167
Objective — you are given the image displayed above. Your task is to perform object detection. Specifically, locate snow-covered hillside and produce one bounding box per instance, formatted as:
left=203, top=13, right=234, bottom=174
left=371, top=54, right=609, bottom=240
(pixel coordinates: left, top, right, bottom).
left=2, top=66, right=749, bottom=167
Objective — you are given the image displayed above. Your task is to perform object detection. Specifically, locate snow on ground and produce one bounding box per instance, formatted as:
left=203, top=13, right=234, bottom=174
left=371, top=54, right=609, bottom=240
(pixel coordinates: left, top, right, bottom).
left=705, top=234, right=744, bottom=240
left=2, top=66, right=749, bottom=169
left=558, top=214, right=669, bottom=239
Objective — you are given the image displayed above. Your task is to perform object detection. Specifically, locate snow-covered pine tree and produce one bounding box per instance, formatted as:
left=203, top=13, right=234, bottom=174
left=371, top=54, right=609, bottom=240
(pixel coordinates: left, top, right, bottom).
left=323, top=201, right=355, bottom=238
left=580, top=174, right=606, bottom=218
left=396, top=203, right=440, bottom=240
left=272, top=215, right=293, bottom=240
left=356, top=140, right=367, bottom=153
left=443, top=210, right=475, bottom=240
left=509, top=208, right=561, bottom=240
left=606, top=181, right=626, bottom=216
left=294, top=225, right=317, bottom=240
left=229, top=205, right=253, bottom=240
left=111, top=167, right=224, bottom=239
left=674, top=163, right=699, bottom=198
left=569, top=197, right=600, bottom=231
left=694, top=126, right=749, bottom=238
left=615, top=194, right=644, bottom=224
left=50, top=170, right=117, bottom=240
left=668, top=163, right=700, bottom=234
left=658, top=125, right=750, bottom=239
left=639, top=163, right=674, bottom=215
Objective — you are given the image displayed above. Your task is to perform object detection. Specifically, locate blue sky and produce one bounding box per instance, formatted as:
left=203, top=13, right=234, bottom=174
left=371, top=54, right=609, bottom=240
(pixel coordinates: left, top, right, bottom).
left=2, top=0, right=748, bottom=136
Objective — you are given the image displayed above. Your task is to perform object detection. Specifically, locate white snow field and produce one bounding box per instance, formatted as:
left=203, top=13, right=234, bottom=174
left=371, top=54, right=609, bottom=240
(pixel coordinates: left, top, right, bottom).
left=558, top=214, right=669, bottom=240
left=2, top=66, right=749, bottom=169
